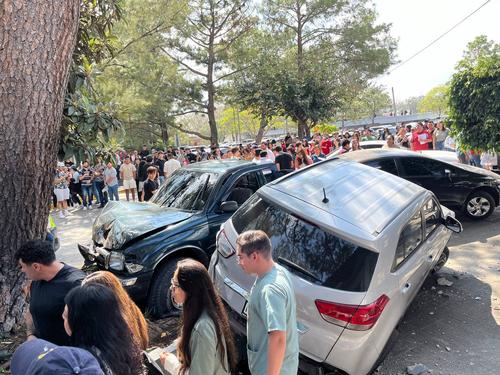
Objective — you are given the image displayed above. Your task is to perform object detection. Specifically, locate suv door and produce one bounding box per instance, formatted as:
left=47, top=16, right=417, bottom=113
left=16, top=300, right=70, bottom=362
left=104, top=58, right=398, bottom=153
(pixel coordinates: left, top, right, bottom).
left=206, top=171, right=262, bottom=255
left=390, top=209, right=429, bottom=315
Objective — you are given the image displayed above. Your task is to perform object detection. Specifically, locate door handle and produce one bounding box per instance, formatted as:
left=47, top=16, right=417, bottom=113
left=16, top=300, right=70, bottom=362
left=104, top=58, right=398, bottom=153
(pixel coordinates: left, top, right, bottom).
left=401, top=282, right=412, bottom=294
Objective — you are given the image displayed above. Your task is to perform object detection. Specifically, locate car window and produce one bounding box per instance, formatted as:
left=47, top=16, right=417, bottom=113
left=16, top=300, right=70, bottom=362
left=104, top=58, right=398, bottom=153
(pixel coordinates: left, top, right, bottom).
left=225, top=172, right=260, bottom=206
left=232, top=196, right=378, bottom=292
left=151, top=170, right=219, bottom=211
left=364, top=158, right=398, bottom=175
left=400, top=157, right=445, bottom=177
left=262, top=167, right=277, bottom=183
left=393, top=211, right=423, bottom=271
left=423, top=198, right=441, bottom=237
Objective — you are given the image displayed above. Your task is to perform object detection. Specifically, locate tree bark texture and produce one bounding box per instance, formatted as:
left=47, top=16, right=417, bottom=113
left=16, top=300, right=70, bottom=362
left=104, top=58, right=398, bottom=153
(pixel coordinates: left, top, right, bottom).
left=0, top=0, right=80, bottom=333
left=207, top=45, right=218, bottom=146
left=255, top=112, right=267, bottom=144
left=160, top=122, right=169, bottom=145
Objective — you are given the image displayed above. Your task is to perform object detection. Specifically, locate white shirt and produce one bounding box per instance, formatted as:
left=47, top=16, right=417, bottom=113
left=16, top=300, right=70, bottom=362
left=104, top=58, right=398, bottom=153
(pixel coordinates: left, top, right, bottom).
left=164, top=159, right=181, bottom=178
left=260, top=148, right=275, bottom=161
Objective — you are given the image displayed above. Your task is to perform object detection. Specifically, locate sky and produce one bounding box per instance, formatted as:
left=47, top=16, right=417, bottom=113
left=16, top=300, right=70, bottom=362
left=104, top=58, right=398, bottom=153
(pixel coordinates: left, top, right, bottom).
left=373, top=0, right=499, bottom=101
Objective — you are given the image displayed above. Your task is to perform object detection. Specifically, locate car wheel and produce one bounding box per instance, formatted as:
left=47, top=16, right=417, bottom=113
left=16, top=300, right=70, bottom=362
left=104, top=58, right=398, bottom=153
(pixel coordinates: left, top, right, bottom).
left=433, top=247, right=449, bottom=273
left=464, top=191, right=495, bottom=220
left=147, top=257, right=184, bottom=319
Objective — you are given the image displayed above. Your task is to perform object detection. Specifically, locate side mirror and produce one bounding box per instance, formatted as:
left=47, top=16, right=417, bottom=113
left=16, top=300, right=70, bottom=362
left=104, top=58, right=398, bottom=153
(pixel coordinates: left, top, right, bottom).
left=220, top=201, right=238, bottom=213
left=444, top=215, right=462, bottom=233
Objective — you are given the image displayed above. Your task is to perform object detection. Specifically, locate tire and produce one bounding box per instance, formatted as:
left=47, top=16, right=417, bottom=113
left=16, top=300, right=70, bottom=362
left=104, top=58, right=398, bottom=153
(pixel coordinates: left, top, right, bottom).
left=463, top=190, right=495, bottom=220
left=146, top=257, right=184, bottom=319
left=433, top=246, right=449, bottom=273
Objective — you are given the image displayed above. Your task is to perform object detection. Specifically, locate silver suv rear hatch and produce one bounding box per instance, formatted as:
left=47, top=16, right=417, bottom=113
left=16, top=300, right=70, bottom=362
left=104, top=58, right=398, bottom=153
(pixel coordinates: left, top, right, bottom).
left=211, top=193, right=379, bottom=363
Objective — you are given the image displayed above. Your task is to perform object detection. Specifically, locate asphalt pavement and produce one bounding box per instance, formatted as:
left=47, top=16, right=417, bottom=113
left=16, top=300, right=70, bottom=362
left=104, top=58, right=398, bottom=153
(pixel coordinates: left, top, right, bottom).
left=53, top=205, right=500, bottom=375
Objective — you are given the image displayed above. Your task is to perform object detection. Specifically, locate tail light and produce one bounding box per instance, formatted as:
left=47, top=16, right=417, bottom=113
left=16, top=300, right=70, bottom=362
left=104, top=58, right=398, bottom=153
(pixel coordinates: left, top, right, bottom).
left=315, top=295, right=389, bottom=331
left=216, top=229, right=235, bottom=258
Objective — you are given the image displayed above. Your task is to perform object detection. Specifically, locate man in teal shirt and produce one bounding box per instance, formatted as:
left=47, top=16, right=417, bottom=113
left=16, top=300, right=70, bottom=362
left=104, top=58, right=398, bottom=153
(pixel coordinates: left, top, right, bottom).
left=236, top=230, right=299, bottom=375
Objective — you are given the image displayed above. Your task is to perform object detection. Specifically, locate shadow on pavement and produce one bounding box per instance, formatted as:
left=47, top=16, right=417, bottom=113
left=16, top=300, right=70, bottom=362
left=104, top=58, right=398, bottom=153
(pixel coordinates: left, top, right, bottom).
left=376, top=272, right=500, bottom=375
left=449, top=209, right=500, bottom=247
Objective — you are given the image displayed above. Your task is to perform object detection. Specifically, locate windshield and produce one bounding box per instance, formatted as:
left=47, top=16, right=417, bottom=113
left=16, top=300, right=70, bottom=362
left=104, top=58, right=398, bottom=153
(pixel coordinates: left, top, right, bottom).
left=150, top=169, right=219, bottom=211
left=232, top=195, right=378, bottom=292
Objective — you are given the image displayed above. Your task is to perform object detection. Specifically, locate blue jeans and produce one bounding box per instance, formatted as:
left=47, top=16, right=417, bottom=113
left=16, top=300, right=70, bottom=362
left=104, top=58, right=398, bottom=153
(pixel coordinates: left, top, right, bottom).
left=108, top=184, right=119, bottom=201
left=435, top=141, right=444, bottom=150
left=94, top=180, right=107, bottom=206
left=81, top=185, right=93, bottom=207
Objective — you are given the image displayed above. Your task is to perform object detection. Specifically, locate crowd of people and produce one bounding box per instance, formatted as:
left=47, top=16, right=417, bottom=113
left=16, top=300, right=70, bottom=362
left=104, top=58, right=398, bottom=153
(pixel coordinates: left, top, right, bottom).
left=52, top=120, right=497, bottom=219
left=12, top=230, right=298, bottom=375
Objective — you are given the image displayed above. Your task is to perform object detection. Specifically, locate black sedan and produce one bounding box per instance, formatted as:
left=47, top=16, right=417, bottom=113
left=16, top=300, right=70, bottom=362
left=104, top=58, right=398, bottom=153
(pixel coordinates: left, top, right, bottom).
left=337, top=149, right=500, bottom=220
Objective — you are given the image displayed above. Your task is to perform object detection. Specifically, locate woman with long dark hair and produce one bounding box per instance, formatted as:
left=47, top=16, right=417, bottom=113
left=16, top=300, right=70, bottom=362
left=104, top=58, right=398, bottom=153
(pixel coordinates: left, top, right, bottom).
left=83, top=271, right=149, bottom=350
left=63, top=284, right=143, bottom=375
left=294, top=149, right=312, bottom=170
left=160, top=259, right=237, bottom=375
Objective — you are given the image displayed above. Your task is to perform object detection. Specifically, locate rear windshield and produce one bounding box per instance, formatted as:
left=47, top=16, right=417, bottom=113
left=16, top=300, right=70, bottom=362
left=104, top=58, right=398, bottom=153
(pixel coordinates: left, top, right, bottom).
left=232, top=195, right=378, bottom=292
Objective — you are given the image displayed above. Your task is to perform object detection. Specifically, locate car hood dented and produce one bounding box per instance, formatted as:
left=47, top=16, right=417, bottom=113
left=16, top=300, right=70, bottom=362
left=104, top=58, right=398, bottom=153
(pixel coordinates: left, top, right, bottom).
left=92, top=201, right=193, bottom=250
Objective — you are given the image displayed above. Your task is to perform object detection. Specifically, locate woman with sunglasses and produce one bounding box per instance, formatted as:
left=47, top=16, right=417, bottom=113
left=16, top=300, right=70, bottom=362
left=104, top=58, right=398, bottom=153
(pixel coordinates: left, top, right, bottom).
left=160, top=259, right=237, bottom=375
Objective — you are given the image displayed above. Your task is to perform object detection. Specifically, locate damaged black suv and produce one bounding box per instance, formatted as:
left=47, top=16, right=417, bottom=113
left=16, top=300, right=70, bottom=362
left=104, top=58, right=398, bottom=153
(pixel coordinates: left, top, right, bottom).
left=78, top=159, right=282, bottom=317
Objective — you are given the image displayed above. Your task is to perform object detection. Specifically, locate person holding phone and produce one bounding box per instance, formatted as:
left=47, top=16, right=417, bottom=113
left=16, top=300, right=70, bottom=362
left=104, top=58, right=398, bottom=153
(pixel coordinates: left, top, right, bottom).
left=160, top=259, right=237, bottom=375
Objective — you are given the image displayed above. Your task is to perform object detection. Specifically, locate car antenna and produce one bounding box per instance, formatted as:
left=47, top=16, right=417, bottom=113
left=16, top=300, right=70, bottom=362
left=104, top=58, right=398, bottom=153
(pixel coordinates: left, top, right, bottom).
left=322, top=187, right=329, bottom=204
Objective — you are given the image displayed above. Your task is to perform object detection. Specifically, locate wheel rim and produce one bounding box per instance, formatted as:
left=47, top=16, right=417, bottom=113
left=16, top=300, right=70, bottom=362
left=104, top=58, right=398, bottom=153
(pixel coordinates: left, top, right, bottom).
left=466, top=197, right=490, bottom=217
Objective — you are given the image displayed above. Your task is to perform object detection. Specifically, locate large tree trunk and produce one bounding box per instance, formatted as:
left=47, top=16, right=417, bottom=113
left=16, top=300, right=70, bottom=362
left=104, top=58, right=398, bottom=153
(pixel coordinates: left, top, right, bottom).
left=207, top=42, right=218, bottom=146
left=297, top=117, right=310, bottom=139
left=255, top=112, right=267, bottom=144
left=160, top=122, right=169, bottom=146
left=295, top=4, right=309, bottom=140
left=0, top=0, right=80, bottom=334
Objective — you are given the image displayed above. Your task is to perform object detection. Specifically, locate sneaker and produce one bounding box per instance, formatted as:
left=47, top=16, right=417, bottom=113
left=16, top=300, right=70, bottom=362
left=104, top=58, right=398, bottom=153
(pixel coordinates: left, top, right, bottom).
left=59, top=211, right=65, bottom=218
left=88, top=205, right=92, bottom=210
left=83, top=206, right=87, bottom=211
left=64, top=210, right=70, bottom=216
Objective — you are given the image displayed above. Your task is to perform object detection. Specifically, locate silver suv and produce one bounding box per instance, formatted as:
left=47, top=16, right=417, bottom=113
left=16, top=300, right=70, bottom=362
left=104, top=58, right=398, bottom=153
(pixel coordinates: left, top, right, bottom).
left=209, top=158, right=462, bottom=375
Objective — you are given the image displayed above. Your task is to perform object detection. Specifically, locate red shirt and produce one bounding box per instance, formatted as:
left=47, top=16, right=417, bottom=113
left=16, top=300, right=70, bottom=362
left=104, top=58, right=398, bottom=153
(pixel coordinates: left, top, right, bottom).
left=320, top=139, right=332, bottom=155
left=411, top=130, right=430, bottom=151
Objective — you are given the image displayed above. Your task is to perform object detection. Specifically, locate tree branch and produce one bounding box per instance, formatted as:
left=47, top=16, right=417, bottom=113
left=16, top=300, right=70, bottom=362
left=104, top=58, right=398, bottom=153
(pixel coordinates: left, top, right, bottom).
left=168, top=122, right=211, bottom=140
left=160, top=47, right=208, bottom=77
left=171, top=109, right=208, bottom=116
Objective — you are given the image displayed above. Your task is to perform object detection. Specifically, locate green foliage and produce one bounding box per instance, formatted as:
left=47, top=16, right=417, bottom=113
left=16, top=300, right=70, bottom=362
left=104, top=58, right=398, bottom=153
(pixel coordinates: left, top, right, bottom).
left=397, top=96, right=423, bottom=115
left=259, top=0, right=397, bottom=136
left=448, top=36, right=500, bottom=151
left=336, top=85, right=392, bottom=121
left=95, top=0, right=193, bottom=149
left=312, top=123, right=338, bottom=134
left=417, top=85, right=449, bottom=115
left=60, top=0, right=124, bottom=161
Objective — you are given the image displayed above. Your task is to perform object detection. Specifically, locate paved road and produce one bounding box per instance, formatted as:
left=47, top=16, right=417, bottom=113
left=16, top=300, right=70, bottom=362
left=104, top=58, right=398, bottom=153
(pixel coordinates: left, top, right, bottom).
left=376, top=210, right=500, bottom=375
left=53, top=206, right=500, bottom=375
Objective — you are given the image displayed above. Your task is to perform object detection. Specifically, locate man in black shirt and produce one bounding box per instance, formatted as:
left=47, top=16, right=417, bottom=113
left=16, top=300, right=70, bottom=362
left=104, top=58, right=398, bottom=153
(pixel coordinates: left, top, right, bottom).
left=142, top=166, right=159, bottom=202
left=139, top=144, right=149, bottom=159
left=15, top=240, right=84, bottom=346
left=274, top=146, right=293, bottom=171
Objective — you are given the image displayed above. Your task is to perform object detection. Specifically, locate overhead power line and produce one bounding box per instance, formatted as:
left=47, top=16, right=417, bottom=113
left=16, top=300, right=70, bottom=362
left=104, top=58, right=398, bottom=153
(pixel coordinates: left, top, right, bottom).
left=387, top=0, right=492, bottom=74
